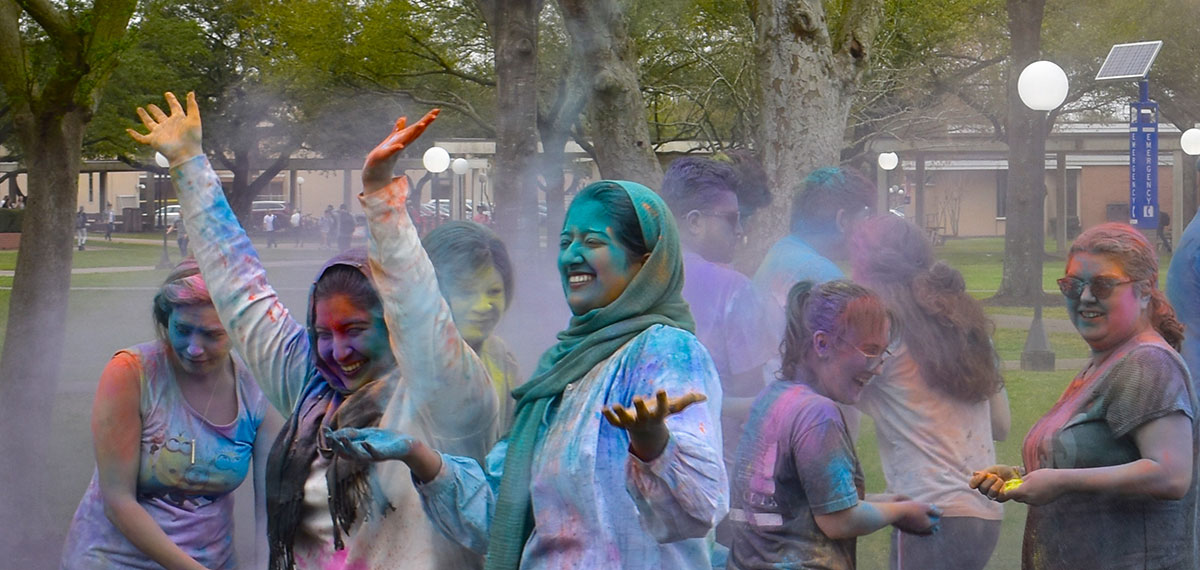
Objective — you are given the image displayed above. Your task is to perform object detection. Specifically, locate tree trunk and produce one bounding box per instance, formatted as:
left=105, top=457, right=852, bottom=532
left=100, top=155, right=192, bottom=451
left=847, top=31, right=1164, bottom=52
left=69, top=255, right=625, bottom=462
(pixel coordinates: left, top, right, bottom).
left=558, top=0, right=662, bottom=188
left=744, top=0, right=882, bottom=271
left=994, top=0, right=1048, bottom=304
left=477, top=0, right=542, bottom=272
left=0, top=107, right=87, bottom=566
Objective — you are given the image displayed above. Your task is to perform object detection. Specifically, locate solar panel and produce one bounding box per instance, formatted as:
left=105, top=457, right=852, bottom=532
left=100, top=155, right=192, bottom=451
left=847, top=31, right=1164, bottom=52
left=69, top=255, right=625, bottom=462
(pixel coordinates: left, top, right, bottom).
left=1096, top=41, right=1163, bottom=80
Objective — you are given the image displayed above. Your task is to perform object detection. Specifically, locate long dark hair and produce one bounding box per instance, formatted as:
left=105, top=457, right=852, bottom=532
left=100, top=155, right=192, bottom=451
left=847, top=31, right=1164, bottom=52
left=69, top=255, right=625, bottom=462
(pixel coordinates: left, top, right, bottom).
left=780, top=279, right=891, bottom=384
left=1070, top=222, right=1183, bottom=351
left=850, top=215, right=1002, bottom=402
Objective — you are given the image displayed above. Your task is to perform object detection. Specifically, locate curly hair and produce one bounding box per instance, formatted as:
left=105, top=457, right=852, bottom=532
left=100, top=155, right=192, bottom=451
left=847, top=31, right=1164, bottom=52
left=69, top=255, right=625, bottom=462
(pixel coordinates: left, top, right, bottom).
left=850, top=215, right=1003, bottom=402
left=779, top=279, right=891, bottom=384
left=1069, top=222, right=1183, bottom=351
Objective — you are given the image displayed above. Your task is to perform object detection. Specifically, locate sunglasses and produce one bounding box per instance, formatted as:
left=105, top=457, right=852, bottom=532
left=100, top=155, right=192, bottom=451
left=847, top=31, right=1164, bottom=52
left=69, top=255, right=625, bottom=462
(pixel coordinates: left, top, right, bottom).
left=1056, top=276, right=1136, bottom=300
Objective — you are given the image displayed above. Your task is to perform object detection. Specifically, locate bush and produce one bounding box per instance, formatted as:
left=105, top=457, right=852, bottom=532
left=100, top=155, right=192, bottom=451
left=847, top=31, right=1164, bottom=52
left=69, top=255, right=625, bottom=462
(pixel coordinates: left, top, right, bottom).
left=0, top=209, right=23, bottom=233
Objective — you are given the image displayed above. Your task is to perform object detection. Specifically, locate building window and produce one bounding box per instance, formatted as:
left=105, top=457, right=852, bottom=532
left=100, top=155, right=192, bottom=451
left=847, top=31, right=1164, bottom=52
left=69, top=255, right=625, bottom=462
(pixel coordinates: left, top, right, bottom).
left=1067, top=169, right=1078, bottom=218
left=996, top=170, right=1007, bottom=219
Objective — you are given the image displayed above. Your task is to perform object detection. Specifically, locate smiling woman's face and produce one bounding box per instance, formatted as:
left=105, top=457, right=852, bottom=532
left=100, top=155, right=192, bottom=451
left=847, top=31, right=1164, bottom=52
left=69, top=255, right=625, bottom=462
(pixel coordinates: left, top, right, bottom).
left=558, top=200, right=646, bottom=315
left=1064, top=251, right=1147, bottom=354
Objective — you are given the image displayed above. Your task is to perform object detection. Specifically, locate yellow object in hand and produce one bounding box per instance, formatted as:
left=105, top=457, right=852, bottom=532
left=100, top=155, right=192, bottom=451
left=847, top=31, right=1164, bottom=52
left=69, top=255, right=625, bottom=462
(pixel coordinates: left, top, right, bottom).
left=1002, top=476, right=1023, bottom=492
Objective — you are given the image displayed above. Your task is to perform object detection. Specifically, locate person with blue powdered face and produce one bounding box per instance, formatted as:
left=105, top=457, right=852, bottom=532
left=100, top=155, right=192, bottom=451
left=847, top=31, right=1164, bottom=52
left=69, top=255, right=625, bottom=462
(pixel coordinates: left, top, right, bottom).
left=325, top=179, right=728, bottom=569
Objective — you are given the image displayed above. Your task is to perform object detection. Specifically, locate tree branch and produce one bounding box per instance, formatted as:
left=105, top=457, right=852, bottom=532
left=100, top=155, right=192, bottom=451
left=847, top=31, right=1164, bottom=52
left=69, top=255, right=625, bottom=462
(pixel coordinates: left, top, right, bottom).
left=13, top=0, right=75, bottom=51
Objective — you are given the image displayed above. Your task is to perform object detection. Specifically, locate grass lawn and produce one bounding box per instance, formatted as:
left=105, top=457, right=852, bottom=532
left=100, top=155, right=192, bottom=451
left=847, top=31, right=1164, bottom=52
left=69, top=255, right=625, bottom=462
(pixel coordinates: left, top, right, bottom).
left=0, top=233, right=1176, bottom=568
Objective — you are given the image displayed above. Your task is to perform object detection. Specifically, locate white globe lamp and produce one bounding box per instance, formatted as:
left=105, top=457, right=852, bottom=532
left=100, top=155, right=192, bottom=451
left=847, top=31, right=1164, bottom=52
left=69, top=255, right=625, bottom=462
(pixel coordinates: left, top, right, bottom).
left=1181, top=128, right=1200, bottom=156
left=451, top=158, right=470, bottom=176
left=877, top=152, right=899, bottom=171
left=154, top=152, right=170, bottom=168
left=422, top=147, right=450, bottom=173
left=1018, top=61, right=1069, bottom=111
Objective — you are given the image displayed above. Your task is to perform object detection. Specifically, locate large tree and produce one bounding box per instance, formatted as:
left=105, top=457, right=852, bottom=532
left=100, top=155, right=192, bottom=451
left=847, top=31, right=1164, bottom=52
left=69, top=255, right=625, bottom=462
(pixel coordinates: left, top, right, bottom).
left=746, top=0, right=886, bottom=264
left=558, top=0, right=662, bottom=188
left=0, top=0, right=136, bottom=565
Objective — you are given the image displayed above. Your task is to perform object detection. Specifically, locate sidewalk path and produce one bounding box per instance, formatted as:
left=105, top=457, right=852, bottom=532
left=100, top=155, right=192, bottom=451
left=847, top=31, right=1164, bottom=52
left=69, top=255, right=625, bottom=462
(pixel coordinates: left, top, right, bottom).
left=0, top=256, right=325, bottom=277
left=990, top=313, right=1076, bottom=334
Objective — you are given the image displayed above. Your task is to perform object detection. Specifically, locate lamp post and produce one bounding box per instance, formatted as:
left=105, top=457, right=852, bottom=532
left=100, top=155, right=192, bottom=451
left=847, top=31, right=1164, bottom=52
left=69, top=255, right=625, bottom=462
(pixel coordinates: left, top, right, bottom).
left=423, top=146, right=450, bottom=226
left=877, top=152, right=898, bottom=215
left=452, top=158, right=469, bottom=221
left=154, top=152, right=172, bottom=269
left=296, top=176, right=305, bottom=214
left=1017, top=60, right=1068, bottom=372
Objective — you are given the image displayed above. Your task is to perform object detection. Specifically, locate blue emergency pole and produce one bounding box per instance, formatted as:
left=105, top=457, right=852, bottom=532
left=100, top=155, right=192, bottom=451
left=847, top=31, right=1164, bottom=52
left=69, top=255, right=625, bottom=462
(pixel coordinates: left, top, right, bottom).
left=1129, top=80, right=1159, bottom=229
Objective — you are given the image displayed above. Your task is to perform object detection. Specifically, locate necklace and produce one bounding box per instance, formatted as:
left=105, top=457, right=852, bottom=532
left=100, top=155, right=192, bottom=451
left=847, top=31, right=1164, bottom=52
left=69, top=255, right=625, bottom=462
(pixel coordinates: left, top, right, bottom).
left=191, top=371, right=229, bottom=465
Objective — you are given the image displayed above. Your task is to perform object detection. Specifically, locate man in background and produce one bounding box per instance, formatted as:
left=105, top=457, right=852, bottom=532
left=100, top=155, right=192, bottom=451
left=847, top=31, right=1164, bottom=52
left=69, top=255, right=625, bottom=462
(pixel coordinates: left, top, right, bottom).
left=660, top=156, right=774, bottom=488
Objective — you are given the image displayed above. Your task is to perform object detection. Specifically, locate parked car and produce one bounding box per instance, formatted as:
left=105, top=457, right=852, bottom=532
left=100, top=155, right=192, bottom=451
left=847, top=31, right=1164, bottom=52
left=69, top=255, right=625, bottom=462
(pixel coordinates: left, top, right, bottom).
left=250, top=200, right=287, bottom=231
left=153, top=204, right=182, bottom=225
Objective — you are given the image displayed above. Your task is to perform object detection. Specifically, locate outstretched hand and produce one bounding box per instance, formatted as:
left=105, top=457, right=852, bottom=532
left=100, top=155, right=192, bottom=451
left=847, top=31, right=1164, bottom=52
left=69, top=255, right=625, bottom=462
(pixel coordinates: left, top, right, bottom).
left=362, top=109, right=440, bottom=194
left=127, top=92, right=204, bottom=167
left=323, top=426, right=415, bottom=463
left=602, top=389, right=707, bottom=461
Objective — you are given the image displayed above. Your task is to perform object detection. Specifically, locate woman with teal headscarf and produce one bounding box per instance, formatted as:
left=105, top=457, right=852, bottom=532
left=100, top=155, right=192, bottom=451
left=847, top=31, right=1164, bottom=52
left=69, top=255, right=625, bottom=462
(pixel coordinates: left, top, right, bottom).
left=327, top=180, right=728, bottom=569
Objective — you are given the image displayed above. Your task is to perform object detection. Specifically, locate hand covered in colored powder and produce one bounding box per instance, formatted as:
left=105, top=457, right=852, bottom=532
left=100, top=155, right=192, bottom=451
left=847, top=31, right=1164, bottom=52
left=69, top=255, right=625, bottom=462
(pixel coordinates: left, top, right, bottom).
left=127, top=91, right=204, bottom=167
left=362, top=109, right=440, bottom=194
left=998, top=468, right=1063, bottom=506
left=602, top=389, right=707, bottom=461
left=969, top=464, right=1024, bottom=503
left=323, top=426, right=415, bottom=463
left=893, top=501, right=943, bottom=536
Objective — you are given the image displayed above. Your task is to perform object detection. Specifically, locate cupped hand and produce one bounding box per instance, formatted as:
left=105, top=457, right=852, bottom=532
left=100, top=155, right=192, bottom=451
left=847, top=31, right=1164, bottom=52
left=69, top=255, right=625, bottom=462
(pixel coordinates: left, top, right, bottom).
left=601, top=389, right=707, bottom=435
left=323, top=426, right=415, bottom=463
left=362, top=109, right=440, bottom=193
left=969, top=464, right=1023, bottom=503
left=602, top=389, right=707, bottom=461
left=1002, top=468, right=1062, bottom=506
left=894, top=501, right=943, bottom=535
left=126, top=92, right=204, bottom=166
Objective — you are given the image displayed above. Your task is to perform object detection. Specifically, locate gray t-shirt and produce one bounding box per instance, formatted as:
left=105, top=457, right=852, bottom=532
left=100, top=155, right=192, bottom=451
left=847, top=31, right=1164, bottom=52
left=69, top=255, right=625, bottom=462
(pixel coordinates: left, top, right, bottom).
left=1021, top=342, right=1199, bottom=569
left=728, top=380, right=864, bottom=570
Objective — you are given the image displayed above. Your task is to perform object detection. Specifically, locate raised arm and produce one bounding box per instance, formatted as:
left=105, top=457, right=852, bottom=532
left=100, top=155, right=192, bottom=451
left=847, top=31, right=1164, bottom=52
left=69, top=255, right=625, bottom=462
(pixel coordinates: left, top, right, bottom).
left=356, top=112, right=499, bottom=458
left=128, top=92, right=312, bottom=415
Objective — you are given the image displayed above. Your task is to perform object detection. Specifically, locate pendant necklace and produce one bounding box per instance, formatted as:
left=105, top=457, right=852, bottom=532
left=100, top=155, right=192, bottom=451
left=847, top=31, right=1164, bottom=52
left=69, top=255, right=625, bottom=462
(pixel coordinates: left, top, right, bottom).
left=192, top=373, right=227, bottom=465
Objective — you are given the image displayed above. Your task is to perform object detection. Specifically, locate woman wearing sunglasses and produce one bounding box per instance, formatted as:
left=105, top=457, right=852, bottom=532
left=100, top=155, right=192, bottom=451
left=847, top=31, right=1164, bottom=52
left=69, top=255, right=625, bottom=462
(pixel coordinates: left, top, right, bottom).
left=970, top=222, right=1199, bottom=569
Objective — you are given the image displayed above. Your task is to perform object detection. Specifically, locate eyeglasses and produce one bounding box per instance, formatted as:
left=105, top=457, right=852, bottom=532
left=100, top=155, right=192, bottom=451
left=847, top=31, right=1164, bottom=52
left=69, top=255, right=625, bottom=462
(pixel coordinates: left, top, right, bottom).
left=697, top=209, right=741, bottom=229
left=837, top=335, right=894, bottom=368
left=1056, top=276, right=1137, bottom=300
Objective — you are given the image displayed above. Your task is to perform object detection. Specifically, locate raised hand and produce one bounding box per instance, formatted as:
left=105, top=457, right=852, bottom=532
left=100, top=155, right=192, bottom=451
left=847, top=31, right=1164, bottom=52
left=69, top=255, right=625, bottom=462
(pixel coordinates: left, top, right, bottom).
left=362, top=109, right=440, bottom=193
left=323, top=426, right=415, bottom=463
left=127, top=92, right=204, bottom=167
left=602, top=389, right=707, bottom=461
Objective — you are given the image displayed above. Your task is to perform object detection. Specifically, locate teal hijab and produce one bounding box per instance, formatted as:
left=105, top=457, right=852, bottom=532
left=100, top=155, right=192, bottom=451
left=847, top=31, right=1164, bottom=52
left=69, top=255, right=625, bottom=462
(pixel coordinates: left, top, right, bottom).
left=485, top=180, right=694, bottom=569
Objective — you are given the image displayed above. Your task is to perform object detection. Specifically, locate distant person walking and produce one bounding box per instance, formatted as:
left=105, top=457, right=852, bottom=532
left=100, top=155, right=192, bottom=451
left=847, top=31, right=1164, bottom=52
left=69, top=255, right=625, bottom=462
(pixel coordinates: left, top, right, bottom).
left=104, top=203, right=116, bottom=240
left=76, top=206, right=88, bottom=251
left=166, top=218, right=189, bottom=257
left=262, top=211, right=278, bottom=248
left=290, top=209, right=303, bottom=247
left=336, top=203, right=355, bottom=251
left=319, top=205, right=334, bottom=249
